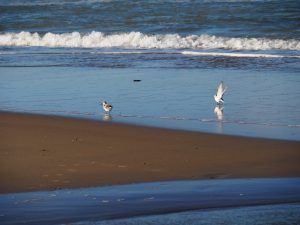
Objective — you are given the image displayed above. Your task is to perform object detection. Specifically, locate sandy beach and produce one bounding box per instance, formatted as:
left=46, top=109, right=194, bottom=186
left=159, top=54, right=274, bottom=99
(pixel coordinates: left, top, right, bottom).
left=0, top=111, right=300, bottom=193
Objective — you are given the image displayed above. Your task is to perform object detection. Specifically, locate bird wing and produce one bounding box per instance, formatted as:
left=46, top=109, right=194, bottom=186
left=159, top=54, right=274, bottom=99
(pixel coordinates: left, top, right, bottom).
left=216, top=81, right=227, bottom=98
left=216, top=82, right=223, bottom=97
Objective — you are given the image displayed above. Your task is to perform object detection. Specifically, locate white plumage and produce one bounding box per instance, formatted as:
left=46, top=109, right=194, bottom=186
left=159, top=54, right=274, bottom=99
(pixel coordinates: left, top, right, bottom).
left=102, top=101, right=113, bottom=113
left=214, top=81, right=227, bottom=104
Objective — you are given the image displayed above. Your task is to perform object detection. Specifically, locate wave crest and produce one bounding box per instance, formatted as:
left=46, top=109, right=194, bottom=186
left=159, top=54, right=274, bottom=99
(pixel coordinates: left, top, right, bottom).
left=0, top=31, right=299, bottom=50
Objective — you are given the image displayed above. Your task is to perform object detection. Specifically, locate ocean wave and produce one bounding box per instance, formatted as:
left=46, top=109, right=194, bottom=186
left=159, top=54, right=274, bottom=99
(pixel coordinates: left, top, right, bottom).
left=182, top=51, right=300, bottom=58
left=0, top=31, right=299, bottom=51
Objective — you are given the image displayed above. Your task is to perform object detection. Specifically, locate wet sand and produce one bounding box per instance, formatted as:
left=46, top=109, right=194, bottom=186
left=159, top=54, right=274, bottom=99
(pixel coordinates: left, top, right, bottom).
left=0, top=112, right=300, bottom=193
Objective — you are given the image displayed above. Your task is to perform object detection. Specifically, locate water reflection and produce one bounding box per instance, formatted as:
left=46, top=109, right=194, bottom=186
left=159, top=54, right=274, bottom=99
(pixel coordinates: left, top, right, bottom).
left=214, top=105, right=224, bottom=134
left=102, top=113, right=112, bottom=122
left=214, top=105, right=224, bottom=121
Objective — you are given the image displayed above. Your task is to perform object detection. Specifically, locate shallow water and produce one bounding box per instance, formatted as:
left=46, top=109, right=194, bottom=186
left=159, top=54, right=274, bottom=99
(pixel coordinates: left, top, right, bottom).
left=76, top=204, right=300, bottom=225
left=1, top=178, right=300, bottom=225
left=0, top=66, right=299, bottom=140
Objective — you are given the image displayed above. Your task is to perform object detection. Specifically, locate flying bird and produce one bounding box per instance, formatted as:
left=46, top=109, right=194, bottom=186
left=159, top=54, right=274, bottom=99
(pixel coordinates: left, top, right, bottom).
left=214, top=81, right=227, bottom=104
left=102, top=101, right=113, bottom=113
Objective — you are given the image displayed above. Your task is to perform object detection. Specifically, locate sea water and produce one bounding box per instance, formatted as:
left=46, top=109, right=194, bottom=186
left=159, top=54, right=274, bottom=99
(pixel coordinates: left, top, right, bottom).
left=0, top=0, right=299, bottom=140
left=1, top=178, right=300, bottom=224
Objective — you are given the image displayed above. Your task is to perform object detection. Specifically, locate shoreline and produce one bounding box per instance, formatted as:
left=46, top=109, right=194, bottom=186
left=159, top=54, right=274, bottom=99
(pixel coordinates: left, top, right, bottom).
left=0, top=111, right=300, bottom=193
left=1, top=178, right=300, bottom=224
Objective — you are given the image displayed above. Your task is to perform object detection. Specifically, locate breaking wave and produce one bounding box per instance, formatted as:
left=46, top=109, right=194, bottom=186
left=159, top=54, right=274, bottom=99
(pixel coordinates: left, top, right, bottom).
left=1, top=31, right=299, bottom=51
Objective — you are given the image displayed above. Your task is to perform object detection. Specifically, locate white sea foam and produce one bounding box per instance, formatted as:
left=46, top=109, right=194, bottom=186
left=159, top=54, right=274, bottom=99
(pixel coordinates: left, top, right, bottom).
left=1, top=31, right=300, bottom=51
left=91, top=51, right=144, bottom=54
left=182, top=51, right=300, bottom=58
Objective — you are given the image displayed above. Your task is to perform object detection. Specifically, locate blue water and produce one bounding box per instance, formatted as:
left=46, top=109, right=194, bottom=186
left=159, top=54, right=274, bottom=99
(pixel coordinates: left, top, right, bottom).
left=0, top=0, right=299, bottom=140
left=1, top=178, right=300, bottom=225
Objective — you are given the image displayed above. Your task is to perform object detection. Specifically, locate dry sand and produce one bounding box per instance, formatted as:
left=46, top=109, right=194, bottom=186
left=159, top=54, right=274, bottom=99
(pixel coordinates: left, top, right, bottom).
left=0, top=112, right=299, bottom=193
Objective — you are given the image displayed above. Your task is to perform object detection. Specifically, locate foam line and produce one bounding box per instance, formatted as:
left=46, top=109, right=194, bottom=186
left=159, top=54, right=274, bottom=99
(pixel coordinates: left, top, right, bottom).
left=1, top=31, right=299, bottom=51
left=182, top=51, right=300, bottom=58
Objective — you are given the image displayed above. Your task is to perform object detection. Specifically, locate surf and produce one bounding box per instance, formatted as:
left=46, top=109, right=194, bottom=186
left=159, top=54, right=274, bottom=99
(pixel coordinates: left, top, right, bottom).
left=1, top=31, right=300, bottom=51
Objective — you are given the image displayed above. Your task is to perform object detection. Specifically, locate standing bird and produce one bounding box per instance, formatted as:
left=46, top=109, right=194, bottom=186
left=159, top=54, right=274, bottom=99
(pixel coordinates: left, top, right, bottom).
left=214, top=81, right=227, bottom=104
left=102, top=101, right=113, bottom=113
